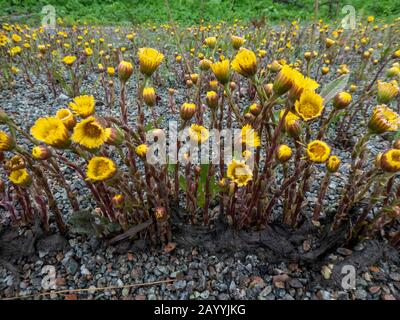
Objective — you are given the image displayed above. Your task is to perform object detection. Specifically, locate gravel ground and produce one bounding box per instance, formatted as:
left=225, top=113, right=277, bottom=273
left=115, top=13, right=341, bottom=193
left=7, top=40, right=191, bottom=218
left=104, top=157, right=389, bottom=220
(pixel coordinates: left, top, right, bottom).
left=0, top=66, right=399, bottom=300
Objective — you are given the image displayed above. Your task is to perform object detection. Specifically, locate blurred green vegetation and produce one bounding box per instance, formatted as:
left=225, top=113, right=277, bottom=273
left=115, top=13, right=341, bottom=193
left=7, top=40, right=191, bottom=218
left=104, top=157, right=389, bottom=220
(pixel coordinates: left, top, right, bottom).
left=0, top=0, right=399, bottom=25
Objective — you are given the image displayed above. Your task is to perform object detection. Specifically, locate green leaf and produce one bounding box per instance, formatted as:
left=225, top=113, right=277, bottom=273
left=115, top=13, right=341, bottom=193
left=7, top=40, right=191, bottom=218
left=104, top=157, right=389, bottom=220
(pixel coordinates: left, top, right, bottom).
left=320, top=74, right=350, bottom=104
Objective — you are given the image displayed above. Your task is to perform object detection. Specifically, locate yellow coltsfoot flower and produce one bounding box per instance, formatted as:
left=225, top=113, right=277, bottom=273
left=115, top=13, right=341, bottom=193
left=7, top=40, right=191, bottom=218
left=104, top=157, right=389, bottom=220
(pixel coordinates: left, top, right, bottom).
left=71, top=116, right=109, bottom=149
left=307, top=140, right=331, bottom=163
left=62, top=55, right=77, bottom=66
left=31, top=117, right=70, bottom=148
left=138, top=48, right=164, bottom=76
left=276, top=144, right=292, bottom=163
left=294, top=90, right=324, bottom=121
left=86, top=156, right=117, bottom=181
left=368, top=105, right=400, bottom=134
left=56, top=108, right=76, bottom=130
left=210, top=59, right=230, bottom=85
left=188, top=124, right=209, bottom=144
left=240, top=124, right=261, bottom=148
left=9, top=168, right=31, bottom=188
left=377, top=81, right=399, bottom=104
left=227, top=159, right=253, bottom=187
left=135, top=144, right=148, bottom=157
left=231, top=48, right=257, bottom=78
left=32, top=145, right=52, bottom=160
left=380, top=149, right=400, bottom=172
left=69, top=95, right=95, bottom=118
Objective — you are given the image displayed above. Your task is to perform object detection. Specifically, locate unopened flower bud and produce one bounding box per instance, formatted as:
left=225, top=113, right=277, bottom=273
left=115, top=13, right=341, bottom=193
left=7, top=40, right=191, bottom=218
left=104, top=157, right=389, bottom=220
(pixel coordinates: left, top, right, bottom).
left=180, top=103, right=196, bottom=121
left=333, top=92, right=352, bottom=109
left=326, top=155, right=341, bottom=172
left=249, top=103, right=262, bottom=116
left=118, top=60, right=133, bottom=83
left=0, top=131, right=15, bottom=151
left=32, top=145, right=52, bottom=160
left=206, top=91, right=219, bottom=110
left=143, top=87, right=156, bottom=107
left=112, top=194, right=125, bottom=209
left=106, top=127, right=124, bottom=146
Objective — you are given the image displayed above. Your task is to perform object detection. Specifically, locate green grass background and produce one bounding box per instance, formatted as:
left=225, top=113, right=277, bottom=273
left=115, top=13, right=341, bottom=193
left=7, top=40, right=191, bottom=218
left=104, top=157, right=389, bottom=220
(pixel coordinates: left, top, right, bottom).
left=0, top=0, right=399, bottom=25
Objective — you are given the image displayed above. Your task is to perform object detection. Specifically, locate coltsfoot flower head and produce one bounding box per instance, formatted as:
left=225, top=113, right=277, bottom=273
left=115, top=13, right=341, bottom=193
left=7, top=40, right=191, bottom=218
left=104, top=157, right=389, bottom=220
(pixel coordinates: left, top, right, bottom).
left=249, top=103, right=262, bottom=116
left=240, top=124, right=261, bottom=148
left=199, top=58, right=212, bottom=71
left=211, top=59, right=230, bottom=85
left=180, top=103, right=196, bottom=121
left=289, top=75, right=319, bottom=101
left=368, top=105, right=400, bottom=134
left=377, top=81, right=399, bottom=104
left=86, top=156, right=117, bottom=182
left=204, top=37, right=217, bottom=48
left=0, top=131, right=15, bottom=151
left=5, top=155, right=25, bottom=171
left=9, top=168, right=31, bottom=188
left=143, top=87, right=156, bottom=107
left=62, top=55, right=76, bottom=66
left=206, top=91, right=219, bottom=110
left=307, top=140, right=331, bottom=163
left=72, top=116, right=109, bottom=149
left=281, top=110, right=301, bottom=137
left=380, top=149, right=400, bottom=172
left=189, top=124, right=209, bottom=144
left=118, top=60, right=133, bottom=82
left=295, top=90, right=324, bottom=121
left=231, top=35, right=246, bottom=50
left=227, top=159, right=253, bottom=187
left=333, top=92, right=352, bottom=109
left=138, top=48, right=164, bottom=76
left=56, top=108, right=76, bottom=130
left=69, top=95, right=95, bottom=118
left=231, top=48, right=257, bottom=78
left=273, top=65, right=299, bottom=96
left=30, top=117, right=70, bottom=148
left=135, top=144, right=148, bottom=158
left=276, top=144, right=292, bottom=163
left=326, top=155, right=341, bottom=172
left=32, top=145, right=52, bottom=160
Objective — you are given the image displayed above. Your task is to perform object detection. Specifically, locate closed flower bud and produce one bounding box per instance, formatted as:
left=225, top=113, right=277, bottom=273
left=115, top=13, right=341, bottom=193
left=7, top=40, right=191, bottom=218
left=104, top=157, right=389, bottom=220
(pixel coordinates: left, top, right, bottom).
left=333, top=92, right=352, bottom=109
left=393, top=139, right=400, bottom=149
left=264, top=83, right=273, bottom=97
left=118, top=60, right=133, bottom=83
left=32, top=145, right=52, bottom=160
left=326, top=155, right=341, bottom=172
left=180, top=103, right=196, bottom=121
left=199, top=59, right=211, bottom=71
left=204, top=37, right=217, bottom=48
left=143, top=87, right=156, bottom=107
left=186, top=79, right=193, bottom=87
left=206, top=91, right=219, bottom=110
left=273, top=65, right=296, bottom=96
left=244, top=112, right=255, bottom=122
left=249, top=103, right=262, bottom=116
left=270, top=60, right=282, bottom=73
left=276, top=144, right=292, bottom=163
left=190, top=73, right=199, bottom=84
left=325, top=38, right=335, bottom=48
left=105, top=127, right=124, bottom=146
left=304, top=51, right=312, bottom=60
left=375, top=152, right=383, bottom=169
left=0, top=131, right=15, bottom=151
left=112, top=194, right=125, bottom=209
left=229, top=81, right=237, bottom=91
left=168, top=88, right=175, bottom=96
left=322, top=66, right=329, bottom=75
